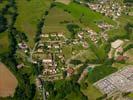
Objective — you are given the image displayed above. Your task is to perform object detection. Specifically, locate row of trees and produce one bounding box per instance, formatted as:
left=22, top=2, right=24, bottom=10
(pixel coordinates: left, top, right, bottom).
left=35, top=2, right=55, bottom=42
left=44, top=79, right=88, bottom=100
left=0, top=0, right=36, bottom=100
left=0, top=14, right=7, bottom=33
left=124, top=0, right=133, bottom=3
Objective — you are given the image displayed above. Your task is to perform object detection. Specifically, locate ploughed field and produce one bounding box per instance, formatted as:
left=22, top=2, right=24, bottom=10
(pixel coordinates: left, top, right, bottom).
left=0, top=63, right=18, bottom=97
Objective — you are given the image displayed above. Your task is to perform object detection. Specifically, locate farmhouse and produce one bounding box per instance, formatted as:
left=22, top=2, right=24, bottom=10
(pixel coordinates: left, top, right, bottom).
left=111, top=39, right=124, bottom=49
left=67, top=67, right=74, bottom=77
left=18, top=42, right=28, bottom=49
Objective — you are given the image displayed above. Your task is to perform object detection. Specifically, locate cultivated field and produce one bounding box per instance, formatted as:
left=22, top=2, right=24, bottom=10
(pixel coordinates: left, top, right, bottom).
left=0, top=63, right=18, bottom=97
left=43, top=7, right=77, bottom=34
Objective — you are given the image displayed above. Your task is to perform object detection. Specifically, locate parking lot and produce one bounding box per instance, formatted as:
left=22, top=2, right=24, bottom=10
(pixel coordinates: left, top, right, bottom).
left=94, top=65, right=133, bottom=96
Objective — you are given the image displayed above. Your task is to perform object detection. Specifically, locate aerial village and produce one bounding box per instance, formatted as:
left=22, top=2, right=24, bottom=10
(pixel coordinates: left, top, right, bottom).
left=16, top=0, right=133, bottom=99
left=1, top=0, right=132, bottom=99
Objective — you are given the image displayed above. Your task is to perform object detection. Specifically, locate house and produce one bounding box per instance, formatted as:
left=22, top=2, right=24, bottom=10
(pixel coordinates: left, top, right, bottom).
left=36, top=78, right=42, bottom=89
left=111, top=40, right=124, bottom=49
left=16, top=63, right=24, bottom=69
left=82, top=42, right=88, bottom=48
left=40, top=34, right=45, bottom=38
left=116, top=55, right=128, bottom=62
left=58, top=33, right=63, bottom=37
left=67, top=67, right=74, bottom=76
left=18, top=42, right=28, bottom=49
left=37, top=48, right=43, bottom=53
left=42, top=59, right=52, bottom=63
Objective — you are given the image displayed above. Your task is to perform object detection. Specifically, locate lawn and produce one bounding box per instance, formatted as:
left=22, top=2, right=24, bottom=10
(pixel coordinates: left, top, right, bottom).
left=55, top=2, right=116, bottom=32
left=15, top=0, right=52, bottom=47
left=43, top=6, right=79, bottom=34
left=0, top=32, right=10, bottom=54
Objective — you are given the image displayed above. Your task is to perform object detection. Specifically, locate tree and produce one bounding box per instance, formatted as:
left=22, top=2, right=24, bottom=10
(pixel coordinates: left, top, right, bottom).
left=125, top=23, right=133, bottom=40
left=67, top=24, right=80, bottom=38
left=0, top=14, right=7, bottom=33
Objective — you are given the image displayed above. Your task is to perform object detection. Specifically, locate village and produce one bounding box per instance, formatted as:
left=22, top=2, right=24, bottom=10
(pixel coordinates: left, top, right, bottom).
left=0, top=0, right=132, bottom=99
left=76, top=0, right=125, bottom=19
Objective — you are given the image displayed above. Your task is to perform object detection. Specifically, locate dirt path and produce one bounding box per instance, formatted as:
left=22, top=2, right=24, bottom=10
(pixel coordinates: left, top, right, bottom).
left=55, top=0, right=71, bottom=5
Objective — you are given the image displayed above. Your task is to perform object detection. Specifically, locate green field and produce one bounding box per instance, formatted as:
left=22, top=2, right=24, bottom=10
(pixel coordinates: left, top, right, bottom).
left=108, top=14, right=133, bottom=39
left=15, top=0, right=52, bottom=47
left=0, top=32, right=10, bottom=54
left=43, top=6, right=80, bottom=34
left=54, top=2, right=116, bottom=32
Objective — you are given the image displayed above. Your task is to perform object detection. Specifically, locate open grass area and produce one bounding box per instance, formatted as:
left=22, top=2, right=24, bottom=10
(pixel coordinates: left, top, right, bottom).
left=0, top=32, right=10, bottom=54
left=55, top=2, right=116, bottom=32
left=128, top=93, right=133, bottom=99
left=15, top=0, right=52, bottom=47
left=75, top=49, right=97, bottom=62
left=62, top=44, right=84, bottom=60
left=108, top=14, right=133, bottom=39
left=43, top=7, right=79, bottom=34
left=81, top=82, right=102, bottom=100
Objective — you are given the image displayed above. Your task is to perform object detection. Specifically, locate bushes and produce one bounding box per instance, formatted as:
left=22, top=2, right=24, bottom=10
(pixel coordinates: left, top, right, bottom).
left=88, top=65, right=117, bottom=83
left=123, top=43, right=133, bottom=52
left=46, top=80, right=87, bottom=100
left=67, top=24, right=80, bottom=38
left=124, top=23, right=133, bottom=40
left=124, top=0, right=133, bottom=3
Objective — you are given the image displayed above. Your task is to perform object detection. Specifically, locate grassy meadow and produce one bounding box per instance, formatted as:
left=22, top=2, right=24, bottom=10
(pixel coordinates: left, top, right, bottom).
left=15, top=0, right=52, bottom=47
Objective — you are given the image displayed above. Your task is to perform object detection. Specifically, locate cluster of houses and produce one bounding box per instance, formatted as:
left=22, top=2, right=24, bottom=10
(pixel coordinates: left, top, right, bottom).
left=76, top=28, right=99, bottom=45
left=32, top=32, right=76, bottom=81
left=87, top=2, right=123, bottom=19
left=85, top=28, right=99, bottom=44
left=108, top=39, right=129, bottom=62
left=77, top=27, right=109, bottom=46
left=18, top=42, right=29, bottom=53
left=97, top=22, right=113, bottom=30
